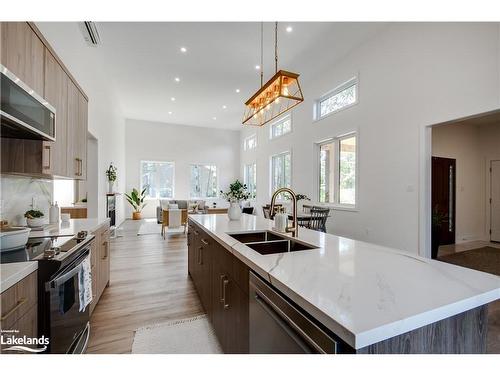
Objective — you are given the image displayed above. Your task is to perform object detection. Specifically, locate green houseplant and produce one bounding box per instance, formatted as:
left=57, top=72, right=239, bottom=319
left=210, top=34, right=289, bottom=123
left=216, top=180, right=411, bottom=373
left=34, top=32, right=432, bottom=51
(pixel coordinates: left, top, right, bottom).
left=431, top=206, right=448, bottom=259
left=25, top=209, right=45, bottom=228
left=105, top=163, right=117, bottom=193
left=220, top=180, right=251, bottom=221
left=125, top=187, right=147, bottom=220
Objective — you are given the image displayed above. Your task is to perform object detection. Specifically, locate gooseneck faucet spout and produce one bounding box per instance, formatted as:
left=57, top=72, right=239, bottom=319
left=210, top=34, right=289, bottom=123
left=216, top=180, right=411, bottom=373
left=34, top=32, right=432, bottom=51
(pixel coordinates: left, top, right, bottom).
left=269, top=187, right=298, bottom=237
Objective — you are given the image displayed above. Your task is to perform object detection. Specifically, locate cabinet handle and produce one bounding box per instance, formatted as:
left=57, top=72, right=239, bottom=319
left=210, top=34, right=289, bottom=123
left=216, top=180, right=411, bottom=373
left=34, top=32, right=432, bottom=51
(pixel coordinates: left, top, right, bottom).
left=1, top=298, right=27, bottom=321
left=199, top=246, right=203, bottom=265
left=75, top=158, right=80, bottom=176
left=101, top=241, right=108, bottom=260
left=194, top=230, right=199, bottom=236
left=219, top=274, right=225, bottom=303
left=223, top=278, right=230, bottom=310
left=201, top=239, right=208, bottom=246
left=43, top=145, right=51, bottom=170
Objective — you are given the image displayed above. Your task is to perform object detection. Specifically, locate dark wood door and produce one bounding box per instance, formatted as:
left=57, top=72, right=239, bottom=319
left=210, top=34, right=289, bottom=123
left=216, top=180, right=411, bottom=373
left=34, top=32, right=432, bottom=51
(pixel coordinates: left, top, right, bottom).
left=432, top=157, right=456, bottom=245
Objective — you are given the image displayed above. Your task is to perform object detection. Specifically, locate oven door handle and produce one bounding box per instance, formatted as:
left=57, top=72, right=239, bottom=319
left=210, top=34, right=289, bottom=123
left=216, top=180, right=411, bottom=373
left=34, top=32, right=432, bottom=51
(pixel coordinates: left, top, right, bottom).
left=46, top=256, right=87, bottom=290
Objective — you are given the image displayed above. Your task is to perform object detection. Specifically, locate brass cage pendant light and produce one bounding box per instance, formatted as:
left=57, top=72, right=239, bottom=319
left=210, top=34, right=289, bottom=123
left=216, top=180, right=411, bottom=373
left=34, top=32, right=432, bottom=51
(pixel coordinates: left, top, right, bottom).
left=242, top=22, right=304, bottom=127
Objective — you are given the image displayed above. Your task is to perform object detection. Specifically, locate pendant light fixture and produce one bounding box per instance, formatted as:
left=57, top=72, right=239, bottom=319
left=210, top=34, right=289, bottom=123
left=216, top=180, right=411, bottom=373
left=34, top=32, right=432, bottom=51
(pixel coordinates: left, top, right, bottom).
left=242, top=22, right=304, bottom=127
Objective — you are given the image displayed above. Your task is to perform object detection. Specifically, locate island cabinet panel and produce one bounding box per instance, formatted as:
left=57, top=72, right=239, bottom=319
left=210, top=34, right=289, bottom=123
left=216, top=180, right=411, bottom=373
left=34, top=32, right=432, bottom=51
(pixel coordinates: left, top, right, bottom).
left=356, top=305, right=488, bottom=354
left=89, top=222, right=111, bottom=315
left=188, top=219, right=249, bottom=354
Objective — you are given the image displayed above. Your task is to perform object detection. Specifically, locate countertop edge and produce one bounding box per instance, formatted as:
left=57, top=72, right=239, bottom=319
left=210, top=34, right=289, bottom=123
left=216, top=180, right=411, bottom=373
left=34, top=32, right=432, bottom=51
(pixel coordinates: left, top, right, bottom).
left=0, top=261, right=38, bottom=293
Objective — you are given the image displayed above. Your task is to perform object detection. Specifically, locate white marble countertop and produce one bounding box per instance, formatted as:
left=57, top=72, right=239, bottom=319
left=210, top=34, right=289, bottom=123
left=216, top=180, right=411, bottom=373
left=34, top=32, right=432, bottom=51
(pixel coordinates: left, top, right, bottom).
left=189, top=214, right=500, bottom=349
left=28, top=218, right=110, bottom=238
left=0, top=261, right=38, bottom=293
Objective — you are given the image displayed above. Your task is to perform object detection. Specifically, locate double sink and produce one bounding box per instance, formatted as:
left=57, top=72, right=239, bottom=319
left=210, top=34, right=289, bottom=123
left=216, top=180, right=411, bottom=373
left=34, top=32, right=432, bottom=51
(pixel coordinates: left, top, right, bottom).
left=227, top=230, right=318, bottom=255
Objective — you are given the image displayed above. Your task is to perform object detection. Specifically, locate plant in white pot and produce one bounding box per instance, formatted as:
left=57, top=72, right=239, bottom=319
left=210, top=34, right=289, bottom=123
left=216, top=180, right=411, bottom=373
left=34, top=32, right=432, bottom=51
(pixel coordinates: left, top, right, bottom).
left=24, top=209, right=45, bottom=228
left=220, top=180, right=251, bottom=221
left=105, top=163, right=117, bottom=193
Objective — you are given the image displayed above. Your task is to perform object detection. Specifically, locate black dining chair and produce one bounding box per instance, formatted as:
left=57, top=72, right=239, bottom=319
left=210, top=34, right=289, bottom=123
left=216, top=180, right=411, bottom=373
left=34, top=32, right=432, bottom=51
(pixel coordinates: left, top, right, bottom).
left=307, top=207, right=330, bottom=232
left=242, top=207, right=254, bottom=215
left=262, top=204, right=282, bottom=219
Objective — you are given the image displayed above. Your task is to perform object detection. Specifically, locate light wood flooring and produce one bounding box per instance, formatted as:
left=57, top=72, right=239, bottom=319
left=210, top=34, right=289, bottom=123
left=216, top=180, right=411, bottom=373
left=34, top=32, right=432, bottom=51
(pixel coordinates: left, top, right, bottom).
left=86, top=219, right=203, bottom=354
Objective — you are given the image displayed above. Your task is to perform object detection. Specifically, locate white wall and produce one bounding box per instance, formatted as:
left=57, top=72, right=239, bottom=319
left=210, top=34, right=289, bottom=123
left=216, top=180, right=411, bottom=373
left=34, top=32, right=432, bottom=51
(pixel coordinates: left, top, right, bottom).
left=35, top=23, right=127, bottom=225
left=125, top=119, right=240, bottom=218
left=241, top=23, right=500, bottom=254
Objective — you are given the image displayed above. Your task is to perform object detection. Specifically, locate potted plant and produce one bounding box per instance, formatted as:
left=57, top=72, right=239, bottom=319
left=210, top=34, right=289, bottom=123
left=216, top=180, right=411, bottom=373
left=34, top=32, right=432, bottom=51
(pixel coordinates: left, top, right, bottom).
left=24, top=209, right=45, bottom=228
left=431, top=206, right=448, bottom=259
left=105, top=163, right=117, bottom=193
left=125, top=187, right=147, bottom=220
left=220, top=180, right=250, bottom=221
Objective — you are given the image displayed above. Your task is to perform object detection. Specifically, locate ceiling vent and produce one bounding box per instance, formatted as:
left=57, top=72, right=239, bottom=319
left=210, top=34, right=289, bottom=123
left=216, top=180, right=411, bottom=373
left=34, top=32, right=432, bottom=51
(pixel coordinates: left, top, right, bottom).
left=80, top=22, right=101, bottom=46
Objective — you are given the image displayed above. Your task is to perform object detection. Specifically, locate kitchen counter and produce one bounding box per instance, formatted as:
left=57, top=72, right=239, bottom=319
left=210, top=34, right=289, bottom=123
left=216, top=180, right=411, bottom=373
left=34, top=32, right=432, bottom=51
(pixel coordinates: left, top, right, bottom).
left=0, top=261, right=38, bottom=293
left=189, top=214, right=500, bottom=349
left=28, top=218, right=110, bottom=238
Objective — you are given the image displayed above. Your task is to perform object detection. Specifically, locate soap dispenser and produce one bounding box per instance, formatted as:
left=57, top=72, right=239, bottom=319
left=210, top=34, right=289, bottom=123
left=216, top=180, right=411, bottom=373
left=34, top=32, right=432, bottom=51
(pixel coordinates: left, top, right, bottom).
left=49, top=201, right=60, bottom=224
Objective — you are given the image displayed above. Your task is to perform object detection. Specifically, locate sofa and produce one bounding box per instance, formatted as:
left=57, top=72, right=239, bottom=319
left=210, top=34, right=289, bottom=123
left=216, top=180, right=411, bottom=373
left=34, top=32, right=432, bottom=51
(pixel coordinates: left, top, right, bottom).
left=156, top=199, right=208, bottom=223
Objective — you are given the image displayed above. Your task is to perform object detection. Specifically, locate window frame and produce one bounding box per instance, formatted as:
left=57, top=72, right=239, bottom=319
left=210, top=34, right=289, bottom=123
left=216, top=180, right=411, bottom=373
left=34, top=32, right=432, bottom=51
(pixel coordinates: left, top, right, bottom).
left=315, top=132, right=358, bottom=211
left=243, top=133, right=258, bottom=151
left=314, top=77, right=358, bottom=121
left=269, top=150, right=292, bottom=198
left=139, top=160, right=176, bottom=200
left=189, top=163, right=219, bottom=199
left=244, top=162, right=257, bottom=199
left=269, top=113, right=293, bottom=140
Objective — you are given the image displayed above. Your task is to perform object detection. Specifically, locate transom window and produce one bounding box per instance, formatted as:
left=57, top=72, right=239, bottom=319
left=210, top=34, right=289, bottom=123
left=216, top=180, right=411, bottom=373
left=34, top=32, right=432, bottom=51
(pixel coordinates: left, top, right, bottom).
left=318, top=134, right=357, bottom=206
left=244, top=134, right=257, bottom=151
left=271, top=151, right=291, bottom=198
left=190, top=164, right=218, bottom=198
left=270, top=114, right=292, bottom=139
left=244, top=163, right=257, bottom=198
left=140, top=161, right=175, bottom=199
left=315, top=78, right=358, bottom=120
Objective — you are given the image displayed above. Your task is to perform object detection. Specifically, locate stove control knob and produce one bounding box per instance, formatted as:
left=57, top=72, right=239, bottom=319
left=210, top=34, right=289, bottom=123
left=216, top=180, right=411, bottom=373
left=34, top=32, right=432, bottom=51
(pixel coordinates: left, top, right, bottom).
left=77, top=231, right=88, bottom=240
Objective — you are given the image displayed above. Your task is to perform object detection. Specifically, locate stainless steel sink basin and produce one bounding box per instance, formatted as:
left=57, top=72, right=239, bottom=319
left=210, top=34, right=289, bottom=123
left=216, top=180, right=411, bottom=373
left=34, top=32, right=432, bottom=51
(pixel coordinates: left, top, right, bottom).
left=227, top=230, right=318, bottom=255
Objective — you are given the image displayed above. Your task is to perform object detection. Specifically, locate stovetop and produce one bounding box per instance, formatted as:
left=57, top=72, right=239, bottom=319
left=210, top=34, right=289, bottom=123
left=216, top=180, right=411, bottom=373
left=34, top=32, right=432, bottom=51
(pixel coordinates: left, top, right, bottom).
left=1, top=234, right=92, bottom=263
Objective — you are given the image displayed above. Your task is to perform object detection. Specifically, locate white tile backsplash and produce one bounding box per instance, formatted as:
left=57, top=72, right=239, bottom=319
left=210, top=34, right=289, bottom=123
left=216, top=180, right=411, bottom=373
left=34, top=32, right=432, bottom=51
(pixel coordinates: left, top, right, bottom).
left=0, top=175, right=53, bottom=226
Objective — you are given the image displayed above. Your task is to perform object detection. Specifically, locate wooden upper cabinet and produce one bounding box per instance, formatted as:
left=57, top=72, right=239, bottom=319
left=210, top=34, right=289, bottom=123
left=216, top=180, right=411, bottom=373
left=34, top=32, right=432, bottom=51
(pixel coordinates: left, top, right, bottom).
left=44, top=51, right=68, bottom=177
left=1, top=22, right=45, bottom=96
left=67, top=80, right=87, bottom=180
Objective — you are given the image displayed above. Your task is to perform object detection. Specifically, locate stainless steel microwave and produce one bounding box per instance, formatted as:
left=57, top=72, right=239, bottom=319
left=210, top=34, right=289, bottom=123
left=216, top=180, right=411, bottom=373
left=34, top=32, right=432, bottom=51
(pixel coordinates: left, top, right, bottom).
left=0, top=64, right=56, bottom=141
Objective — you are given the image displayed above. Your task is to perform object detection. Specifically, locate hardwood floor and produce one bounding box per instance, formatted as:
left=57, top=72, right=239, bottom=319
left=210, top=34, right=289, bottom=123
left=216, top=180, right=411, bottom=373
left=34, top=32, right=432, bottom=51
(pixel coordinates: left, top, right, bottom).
left=86, top=219, right=203, bottom=354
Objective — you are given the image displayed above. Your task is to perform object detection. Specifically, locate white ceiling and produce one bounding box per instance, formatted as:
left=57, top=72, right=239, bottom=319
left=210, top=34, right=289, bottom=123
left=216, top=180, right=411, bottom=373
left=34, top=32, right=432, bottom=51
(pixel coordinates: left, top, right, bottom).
left=37, top=22, right=386, bottom=130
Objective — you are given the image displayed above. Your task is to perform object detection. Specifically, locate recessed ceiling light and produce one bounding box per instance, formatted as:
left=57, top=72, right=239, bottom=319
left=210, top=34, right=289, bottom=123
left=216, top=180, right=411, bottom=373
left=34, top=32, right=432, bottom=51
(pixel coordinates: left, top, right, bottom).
left=174, top=77, right=180, bottom=82
left=255, top=65, right=260, bottom=70
left=212, top=117, right=217, bottom=120
left=168, top=111, right=172, bottom=115
left=180, top=47, right=187, bottom=53
left=286, top=26, right=293, bottom=33
left=235, top=89, right=240, bottom=93
left=171, top=97, right=176, bottom=101
left=222, top=105, right=227, bottom=109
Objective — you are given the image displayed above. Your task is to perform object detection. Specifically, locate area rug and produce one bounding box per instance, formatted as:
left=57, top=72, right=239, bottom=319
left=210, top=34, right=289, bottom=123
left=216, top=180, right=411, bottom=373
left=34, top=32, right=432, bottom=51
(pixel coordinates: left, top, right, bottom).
left=137, top=219, right=161, bottom=236
left=438, top=246, right=500, bottom=276
left=131, top=315, right=223, bottom=354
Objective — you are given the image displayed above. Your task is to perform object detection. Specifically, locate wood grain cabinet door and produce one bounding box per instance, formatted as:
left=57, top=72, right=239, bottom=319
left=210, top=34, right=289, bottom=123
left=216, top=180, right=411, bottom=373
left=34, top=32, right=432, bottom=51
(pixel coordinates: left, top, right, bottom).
left=77, top=93, right=88, bottom=180
left=0, top=22, right=45, bottom=96
left=66, top=79, right=80, bottom=179
left=44, top=51, right=68, bottom=177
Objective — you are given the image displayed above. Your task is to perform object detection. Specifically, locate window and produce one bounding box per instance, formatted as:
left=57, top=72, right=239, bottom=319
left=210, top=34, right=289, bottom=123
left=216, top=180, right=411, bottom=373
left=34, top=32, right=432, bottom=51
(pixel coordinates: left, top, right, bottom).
left=270, top=114, right=292, bottom=139
left=318, top=134, right=357, bottom=206
left=271, top=152, right=291, bottom=198
left=140, top=161, right=175, bottom=199
left=54, top=180, right=75, bottom=206
left=315, top=78, right=357, bottom=120
left=190, top=164, right=218, bottom=198
left=244, top=134, right=257, bottom=150
left=244, top=163, right=257, bottom=198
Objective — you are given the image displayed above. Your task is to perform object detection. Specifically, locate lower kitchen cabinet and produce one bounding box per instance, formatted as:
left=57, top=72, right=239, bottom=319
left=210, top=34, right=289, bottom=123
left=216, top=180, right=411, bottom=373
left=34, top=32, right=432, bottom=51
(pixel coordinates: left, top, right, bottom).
left=89, top=222, right=111, bottom=315
left=188, top=219, right=249, bottom=353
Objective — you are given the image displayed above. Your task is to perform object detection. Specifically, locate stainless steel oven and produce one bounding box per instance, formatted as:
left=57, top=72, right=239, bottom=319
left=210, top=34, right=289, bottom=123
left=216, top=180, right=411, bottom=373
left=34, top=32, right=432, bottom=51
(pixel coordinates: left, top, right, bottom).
left=249, top=271, right=338, bottom=354
left=0, top=64, right=56, bottom=141
left=44, top=246, right=91, bottom=353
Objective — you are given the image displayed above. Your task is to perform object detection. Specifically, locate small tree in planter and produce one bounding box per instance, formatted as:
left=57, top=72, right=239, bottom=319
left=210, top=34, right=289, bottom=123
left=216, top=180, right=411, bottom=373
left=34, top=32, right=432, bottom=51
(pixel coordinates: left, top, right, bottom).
left=125, top=187, right=147, bottom=220
left=220, top=180, right=250, bottom=220
left=431, top=206, right=448, bottom=259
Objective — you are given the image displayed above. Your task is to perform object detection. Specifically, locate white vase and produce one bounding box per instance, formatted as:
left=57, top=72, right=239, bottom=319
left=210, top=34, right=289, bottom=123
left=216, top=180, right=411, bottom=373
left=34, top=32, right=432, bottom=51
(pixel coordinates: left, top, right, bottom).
left=108, top=181, right=114, bottom=193
left=228, top=201, right=242, bottom=221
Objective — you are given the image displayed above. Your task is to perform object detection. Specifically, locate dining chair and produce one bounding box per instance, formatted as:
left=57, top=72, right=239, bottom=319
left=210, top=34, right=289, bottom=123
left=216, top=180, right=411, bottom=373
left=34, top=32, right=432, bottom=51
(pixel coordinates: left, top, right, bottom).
left=262, top=204, right=282, bottom=219
left=307, top=207, right=330, bottom=233
left=242, top=207, right=254, bottom=215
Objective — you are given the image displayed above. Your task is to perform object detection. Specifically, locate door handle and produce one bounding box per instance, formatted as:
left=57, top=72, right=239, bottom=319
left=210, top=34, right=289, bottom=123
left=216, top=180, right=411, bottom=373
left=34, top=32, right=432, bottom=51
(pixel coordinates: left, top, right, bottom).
left=43, top=145, right=51, bottom=170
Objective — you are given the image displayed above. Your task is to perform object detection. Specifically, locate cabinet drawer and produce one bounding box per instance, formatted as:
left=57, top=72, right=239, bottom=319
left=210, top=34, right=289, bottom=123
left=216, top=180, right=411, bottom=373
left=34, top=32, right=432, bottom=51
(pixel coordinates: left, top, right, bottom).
left=1, top=304, right=38, bottom=354
left=1, top=271, right=37, bottom=330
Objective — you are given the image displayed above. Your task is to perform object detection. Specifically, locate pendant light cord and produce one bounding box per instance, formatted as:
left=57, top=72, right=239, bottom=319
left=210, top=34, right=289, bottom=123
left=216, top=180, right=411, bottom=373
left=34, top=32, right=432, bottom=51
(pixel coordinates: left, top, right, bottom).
left=260, top=22, right=264, bottom=87
left=275, top=21, right=278, bottom=73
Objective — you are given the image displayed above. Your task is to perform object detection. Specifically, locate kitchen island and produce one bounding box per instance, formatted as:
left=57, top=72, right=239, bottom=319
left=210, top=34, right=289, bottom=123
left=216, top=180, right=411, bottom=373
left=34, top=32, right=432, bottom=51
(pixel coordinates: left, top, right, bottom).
left=188, top=213, right=500, bottom=353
